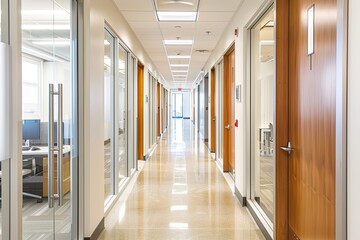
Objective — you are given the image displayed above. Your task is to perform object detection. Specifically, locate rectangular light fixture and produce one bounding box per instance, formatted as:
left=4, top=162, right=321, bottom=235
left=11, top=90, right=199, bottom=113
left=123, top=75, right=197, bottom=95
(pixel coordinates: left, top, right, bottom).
left=173, top=75, right=187, bottom=77
left=168, top=55, right=191, bottom=59
left=171, top=64, right=189, bottom=67
left=260, top=40, right=274, bottom=46
left=164, top=40, right=193, bottom=45
left=172, top=70, right=188, bottom=73
left=157, top=11, right=197, bottom=22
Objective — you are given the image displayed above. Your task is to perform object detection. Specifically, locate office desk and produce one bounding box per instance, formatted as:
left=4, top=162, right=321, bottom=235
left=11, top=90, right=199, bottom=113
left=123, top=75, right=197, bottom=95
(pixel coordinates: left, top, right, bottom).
left=22, top=145, right=71, bottom=197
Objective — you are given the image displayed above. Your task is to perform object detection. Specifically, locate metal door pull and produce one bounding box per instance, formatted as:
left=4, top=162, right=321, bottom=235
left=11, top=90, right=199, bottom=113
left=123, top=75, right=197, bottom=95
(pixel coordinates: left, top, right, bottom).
left=280, top=141, right=293, bottom=154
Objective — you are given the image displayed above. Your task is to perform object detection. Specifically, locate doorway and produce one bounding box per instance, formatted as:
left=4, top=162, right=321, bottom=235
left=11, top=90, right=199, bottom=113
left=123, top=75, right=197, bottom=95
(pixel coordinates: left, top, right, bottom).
left=137, top=62, right=144, bottom=160
left=223, top=44, right=235, bottom=173
left=172, top=93, right=183, bottom=118
left=210, top=67, right=216, bottom=153
left=276, top=0, right=338, bottom=239
left=249, top=6, right=275, bottom=228
left=21, top=0, right=80, bottom=238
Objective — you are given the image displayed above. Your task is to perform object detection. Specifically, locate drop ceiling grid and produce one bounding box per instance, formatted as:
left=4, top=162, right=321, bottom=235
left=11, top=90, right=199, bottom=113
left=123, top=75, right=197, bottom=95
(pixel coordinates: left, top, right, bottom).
left=114, top=0, right=244, bottom=88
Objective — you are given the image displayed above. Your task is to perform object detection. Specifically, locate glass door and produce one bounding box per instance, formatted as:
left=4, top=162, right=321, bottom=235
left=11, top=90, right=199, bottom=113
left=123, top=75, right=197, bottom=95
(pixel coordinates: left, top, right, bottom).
left=21, top=0, right=79, bottom=238
left=172, top=93, right=183, bottom=118
left=250, top=6, right=275, bottom=227
left=0, top=0, right=10, bottom=238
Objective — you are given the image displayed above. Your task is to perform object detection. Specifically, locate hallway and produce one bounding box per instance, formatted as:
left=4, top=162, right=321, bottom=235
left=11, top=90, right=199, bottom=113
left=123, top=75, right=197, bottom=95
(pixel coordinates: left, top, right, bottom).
left=99, top=119, right=264, bottom=239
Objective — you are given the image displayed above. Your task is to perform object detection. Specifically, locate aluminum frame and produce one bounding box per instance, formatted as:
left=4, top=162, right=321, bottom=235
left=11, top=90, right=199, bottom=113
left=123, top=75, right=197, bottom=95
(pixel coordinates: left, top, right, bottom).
left=336, top=0, right=348, bottom=239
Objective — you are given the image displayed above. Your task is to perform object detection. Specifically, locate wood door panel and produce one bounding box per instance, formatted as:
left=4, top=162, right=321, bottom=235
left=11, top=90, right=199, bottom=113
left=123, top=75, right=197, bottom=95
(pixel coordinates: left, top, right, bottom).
left=137, top=63, right=144, bottom=160
left=210, top=67, right=216, bottom=152
left=223, top=44, right=235, bottom=172
left=289, top=0, right=336, bottom=239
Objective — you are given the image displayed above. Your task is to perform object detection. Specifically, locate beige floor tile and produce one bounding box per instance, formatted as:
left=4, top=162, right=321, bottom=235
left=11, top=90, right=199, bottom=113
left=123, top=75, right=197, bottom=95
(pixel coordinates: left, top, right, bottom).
left=99, top=119, right=264, bottom=240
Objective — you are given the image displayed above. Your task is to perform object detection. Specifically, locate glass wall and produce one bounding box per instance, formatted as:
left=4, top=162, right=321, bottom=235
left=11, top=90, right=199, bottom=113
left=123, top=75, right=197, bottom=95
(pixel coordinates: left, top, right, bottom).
left=116, top=44, right=127, bottom=188
left=215, top=60, right=223, bottom=163
left=172, top=93, right=183, bottom=118
left=104, top=28, right=115, bottom=205
left=0, top=0, right=10, bottom=238
left=128, top=55, right=137, bottom=174
left=250, top=7, right=275, bottom=224
left=104, top=26, right=136, bottom=207
left=21, top=0, right=79, bottom=238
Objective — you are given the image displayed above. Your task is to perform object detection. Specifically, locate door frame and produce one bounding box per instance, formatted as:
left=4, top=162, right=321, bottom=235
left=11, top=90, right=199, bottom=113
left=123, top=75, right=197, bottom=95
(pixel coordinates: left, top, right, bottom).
left=210, top=67, right=216, bottom=153
left=275, top=0, right=348, bottom=239
left=10, top=0, right=84, bottom=238
left=137, top=61, right=144, bottom=160
left=157, top=82, right=161, bottom=137
left=223, top=43, right=235, bottom=173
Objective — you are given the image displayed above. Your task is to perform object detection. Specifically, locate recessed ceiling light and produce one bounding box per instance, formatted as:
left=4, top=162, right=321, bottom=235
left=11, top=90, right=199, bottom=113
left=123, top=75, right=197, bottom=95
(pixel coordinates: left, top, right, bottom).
left=173, top=75, right=187, bottom=77
left=168, top=55, right=191, bottom=59
left=172, top=70, right=188, bottom=73
left=260, top=40, right=274, bottom=45
left=171, top=64, right=189, bottom=67
left=164, top=40, right=193, bottom=45
left=157, top=12, right=197, bottom=22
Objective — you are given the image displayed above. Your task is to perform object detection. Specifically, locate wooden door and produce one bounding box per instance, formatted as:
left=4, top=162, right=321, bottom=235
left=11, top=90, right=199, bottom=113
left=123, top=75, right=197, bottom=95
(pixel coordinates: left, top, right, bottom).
left=137, top=62, right=144, bottom=160
left=210, top=67, right=216, bottom=152
left=223, top=44, right=235, bottom=173
left=157, top=82, right=161, bottom=137
left=286, top=0, right=337, bottom=239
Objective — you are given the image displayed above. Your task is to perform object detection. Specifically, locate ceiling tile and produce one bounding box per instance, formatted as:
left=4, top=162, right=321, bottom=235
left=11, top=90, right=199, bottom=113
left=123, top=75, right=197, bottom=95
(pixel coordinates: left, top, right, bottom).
left=113, top=0, right=154, bottom=11
left=198, top=12, right=234, bottom=22
left=121, top=11, right=157, bottom=22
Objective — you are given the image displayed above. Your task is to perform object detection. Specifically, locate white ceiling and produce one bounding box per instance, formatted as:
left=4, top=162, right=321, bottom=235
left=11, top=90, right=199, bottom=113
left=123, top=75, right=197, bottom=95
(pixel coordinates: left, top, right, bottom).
left=113, top=0, right=243, bottom=89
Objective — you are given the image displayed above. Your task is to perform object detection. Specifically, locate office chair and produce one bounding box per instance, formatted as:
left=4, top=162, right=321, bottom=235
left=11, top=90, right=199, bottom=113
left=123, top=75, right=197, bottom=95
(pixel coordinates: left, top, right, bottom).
left=22, top=157, right=43, bottom=202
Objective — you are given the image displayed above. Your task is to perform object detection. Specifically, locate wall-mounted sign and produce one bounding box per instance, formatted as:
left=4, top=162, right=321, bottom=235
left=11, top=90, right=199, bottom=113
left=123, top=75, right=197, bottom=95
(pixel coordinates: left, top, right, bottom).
left=307, top=5, right=315, bottom=55
left=235, top=84, right=241, bottom=103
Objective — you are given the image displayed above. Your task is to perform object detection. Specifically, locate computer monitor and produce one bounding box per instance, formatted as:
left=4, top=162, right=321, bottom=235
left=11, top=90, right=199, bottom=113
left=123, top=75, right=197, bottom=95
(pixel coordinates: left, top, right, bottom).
left=22, top=119, right=41, bottom=146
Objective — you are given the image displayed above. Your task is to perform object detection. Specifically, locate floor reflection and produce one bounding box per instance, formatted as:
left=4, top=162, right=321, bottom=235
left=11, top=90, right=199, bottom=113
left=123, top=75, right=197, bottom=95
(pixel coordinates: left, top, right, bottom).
left=100, top=118, right=264, bottom=240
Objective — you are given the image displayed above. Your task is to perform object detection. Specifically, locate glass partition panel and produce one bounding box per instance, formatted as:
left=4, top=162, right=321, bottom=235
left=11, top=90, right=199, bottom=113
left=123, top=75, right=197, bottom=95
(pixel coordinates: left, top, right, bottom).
left=21, top=0, right=78, bottom=238
left=250, top=7, right=275, bottom=223
left=104, top=28, right=115, bottom=205
left=116, top=44, right=127, bottom=188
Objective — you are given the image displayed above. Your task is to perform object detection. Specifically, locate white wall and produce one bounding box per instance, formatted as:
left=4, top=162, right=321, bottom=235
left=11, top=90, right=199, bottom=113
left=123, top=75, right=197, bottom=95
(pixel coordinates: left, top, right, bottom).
left=202, top=0, right=270, bottom=197
left=348, top=0, right=360, bottom=238
left=83, top=0, right=162, bottom=236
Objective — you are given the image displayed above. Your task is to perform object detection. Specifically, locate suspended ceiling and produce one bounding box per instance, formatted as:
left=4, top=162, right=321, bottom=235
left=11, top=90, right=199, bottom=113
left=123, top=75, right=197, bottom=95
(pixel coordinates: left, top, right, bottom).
left=113, top=0, right=244, bottom=89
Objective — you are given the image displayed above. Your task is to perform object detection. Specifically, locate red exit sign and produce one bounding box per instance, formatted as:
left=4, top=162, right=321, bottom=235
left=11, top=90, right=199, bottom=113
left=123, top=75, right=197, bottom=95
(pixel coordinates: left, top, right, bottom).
left=178, top=88, right=182, bottom=91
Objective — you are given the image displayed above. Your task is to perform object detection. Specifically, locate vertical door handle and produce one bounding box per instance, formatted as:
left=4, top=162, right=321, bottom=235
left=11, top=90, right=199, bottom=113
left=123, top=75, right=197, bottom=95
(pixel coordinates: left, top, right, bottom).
left=48, top=83, right=64, bottom=208
left=48, top=84, right=55, bottom=208
left=57, top=84, right=63, bottom=206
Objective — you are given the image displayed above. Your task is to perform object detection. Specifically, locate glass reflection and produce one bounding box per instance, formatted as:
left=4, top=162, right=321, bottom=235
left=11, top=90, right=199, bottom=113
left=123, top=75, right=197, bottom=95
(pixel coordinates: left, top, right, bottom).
left=250, top=7, right=275, bottom=223
left=104, top=28, right=114, bottom=205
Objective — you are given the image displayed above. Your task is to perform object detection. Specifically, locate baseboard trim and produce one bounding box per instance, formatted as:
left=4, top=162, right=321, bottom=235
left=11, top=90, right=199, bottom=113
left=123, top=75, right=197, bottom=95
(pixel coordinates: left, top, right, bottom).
left=84, top=217, right=104, bottom=240
left=234, top=186, right=246, bottom=207
left=247, top=200, right=273, bottom=240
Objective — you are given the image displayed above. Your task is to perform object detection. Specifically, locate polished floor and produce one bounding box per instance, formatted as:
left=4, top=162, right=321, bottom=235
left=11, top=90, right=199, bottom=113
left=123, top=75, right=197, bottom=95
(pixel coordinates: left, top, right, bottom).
left=99, top=119, right=264, bottom=240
